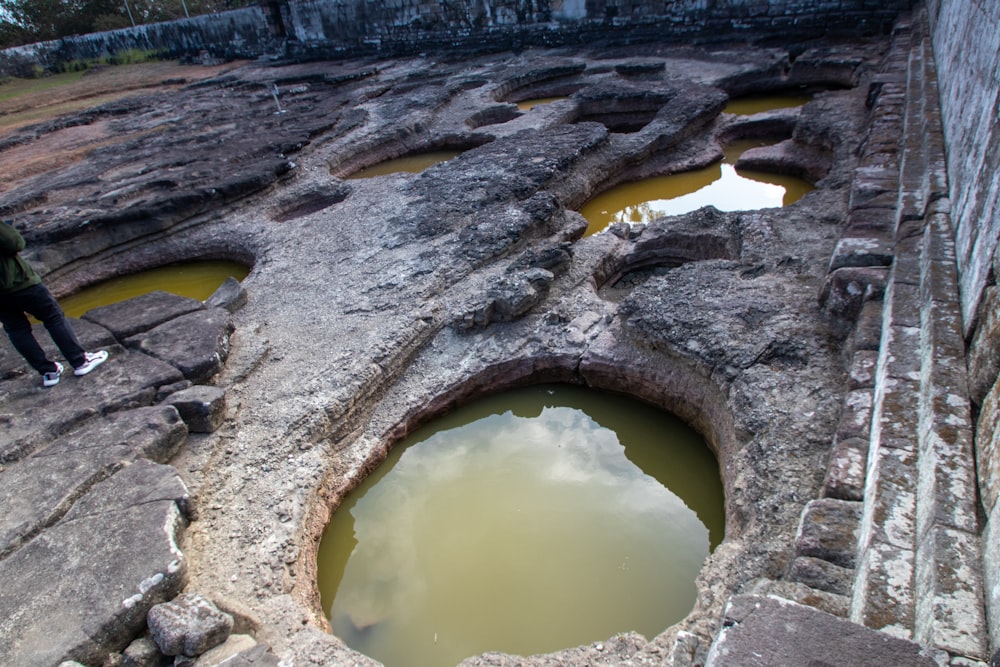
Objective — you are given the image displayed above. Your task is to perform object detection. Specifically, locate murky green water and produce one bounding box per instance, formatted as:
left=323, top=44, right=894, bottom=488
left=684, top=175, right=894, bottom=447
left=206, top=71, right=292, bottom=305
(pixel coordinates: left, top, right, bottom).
left=579, top=140, right=813, bottom=235
left=58, top=260, right=249, bottom=318
left=516, top=97, right=566, bottom=111
left=724, top=94, right=811, bottom=115
left=317, top=384, right=724, bottom=667
left=346, top=150, right=462, bottom=178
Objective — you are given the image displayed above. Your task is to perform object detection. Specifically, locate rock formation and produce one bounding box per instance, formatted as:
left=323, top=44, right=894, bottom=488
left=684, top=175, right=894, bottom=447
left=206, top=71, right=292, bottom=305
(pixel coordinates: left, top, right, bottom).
left=0, top=8, right=990, bottom=666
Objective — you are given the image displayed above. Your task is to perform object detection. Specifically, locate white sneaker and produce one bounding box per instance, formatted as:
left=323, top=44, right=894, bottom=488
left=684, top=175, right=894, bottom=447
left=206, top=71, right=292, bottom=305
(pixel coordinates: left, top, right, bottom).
left=74, top=350, right=108, bottom=376
left=43, top=362, right=64, bottom=387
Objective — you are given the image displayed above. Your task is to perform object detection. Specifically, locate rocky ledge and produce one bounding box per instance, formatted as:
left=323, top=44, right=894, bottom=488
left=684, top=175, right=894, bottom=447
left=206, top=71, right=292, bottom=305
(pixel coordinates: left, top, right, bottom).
left=0, top=21, right=980, bottom=667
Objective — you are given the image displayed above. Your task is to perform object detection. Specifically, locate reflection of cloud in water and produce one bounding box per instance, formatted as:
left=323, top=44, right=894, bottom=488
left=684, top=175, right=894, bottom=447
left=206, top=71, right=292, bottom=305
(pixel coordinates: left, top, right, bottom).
left=332, top=405, right=709, bottom=660
left=611, top=164, right=785, bottom=222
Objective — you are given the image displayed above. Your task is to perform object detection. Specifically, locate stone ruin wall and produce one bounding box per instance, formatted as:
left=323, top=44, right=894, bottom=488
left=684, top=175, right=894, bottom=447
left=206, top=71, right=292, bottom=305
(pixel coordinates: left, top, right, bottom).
left=926, top=0, right=1000, bottom=653
left=0, top=0, right=910, bottom=72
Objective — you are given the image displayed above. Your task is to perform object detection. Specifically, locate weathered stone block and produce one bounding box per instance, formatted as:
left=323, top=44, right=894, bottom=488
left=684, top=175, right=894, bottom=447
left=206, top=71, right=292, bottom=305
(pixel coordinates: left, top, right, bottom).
left=125, top=308, right=234, bottom=383
left=850, top=538, right=915, bottom=639
left=120, top=635, right=165, bottom=667
left=976, top=380, right=1000, bottom=517
left=848, top=349, right=878, bottom=390
left=849, top=166, right=899, bottom=210
left=204, top=277, right=248, bottom=314
left=819, top=266, right=887, bottom=324
left=795, top=498, right=862, bottom=568
left=880, top=324, right=921, bottom=380
left=0, top=460, right=188, bottom=666
left=148, top=593, right=234, bottom=658
left=163, top=385, right=227, bottom=433
left=190, top=634, right=281, bottom=667
left=916, top=423, right=978, bottom=538
left=920, top=303, right=970, bottom=401
left=788, top=555, right=856, bottom=597
left=984, top=502, right=1000, bottom=655
left=0, top=406, right=187, bottom=556
left=914, top=526, right=988, bottom=660
left=966, top=284, right=1000, bottom=408
left=83, top=291, right=205, bottom=340
left=845, top=207, right=896, bottom=236
left=921, top=213, right=955, bottom=268
left=852, top=298, right=884, bottom=352
left=859, top=444, right=917, bottom=550
left=870, top=376, right=920, bottom=452
left=828, top=236, right=895, bottom=272
left=835, top=389, right=873, bottom=442
left=747, top=578, right=849, bottom=618
left=709, top=595, right=940, bottom=667
left=884, top=280, right=921, bottom=332
left=892, top=239, right=922, bottom=286
left=823, top=436, right=868, bottom=501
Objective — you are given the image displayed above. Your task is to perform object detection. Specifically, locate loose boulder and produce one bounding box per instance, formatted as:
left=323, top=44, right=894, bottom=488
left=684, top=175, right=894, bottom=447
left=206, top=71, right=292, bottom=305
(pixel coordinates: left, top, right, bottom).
left=162, top=385, right=227, bottom=433
left=148, top=593, right=234, bottom=658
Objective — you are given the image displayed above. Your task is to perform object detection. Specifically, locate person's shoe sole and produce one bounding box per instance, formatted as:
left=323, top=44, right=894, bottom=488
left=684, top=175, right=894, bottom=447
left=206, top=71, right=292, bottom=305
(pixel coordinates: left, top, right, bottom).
left=43, top=362, right=64, bottom=387
left=74, top=350, right=108, bottom=376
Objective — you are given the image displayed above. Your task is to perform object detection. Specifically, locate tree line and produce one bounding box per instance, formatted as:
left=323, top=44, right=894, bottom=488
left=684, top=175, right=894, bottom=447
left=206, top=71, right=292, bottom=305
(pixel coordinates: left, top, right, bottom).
left=0, top=0, right=252, bottom=49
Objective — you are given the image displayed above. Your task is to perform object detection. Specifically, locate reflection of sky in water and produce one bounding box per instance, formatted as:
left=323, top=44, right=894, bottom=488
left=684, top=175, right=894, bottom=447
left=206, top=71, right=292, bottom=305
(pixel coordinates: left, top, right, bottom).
left=604, top=164, right=785, bottom=224
left=579, top=154, right=814, bottom=236
left=329, top=405, right=710, bottom=667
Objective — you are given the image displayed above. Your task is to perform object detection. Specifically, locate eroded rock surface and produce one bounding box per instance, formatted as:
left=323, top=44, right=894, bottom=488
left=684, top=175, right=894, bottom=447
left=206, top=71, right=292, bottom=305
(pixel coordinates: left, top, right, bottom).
left=0, top=33, right=956, bottom=667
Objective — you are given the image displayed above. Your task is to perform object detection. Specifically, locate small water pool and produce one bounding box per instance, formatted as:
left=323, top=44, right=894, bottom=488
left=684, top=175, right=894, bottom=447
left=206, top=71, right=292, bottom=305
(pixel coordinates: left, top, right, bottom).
left=59, top=260, right=249, bottom=318
left=515, top=97, right=567, bottom=111
left=723, top=94, right=811, bottom=116
left=579, top=141, right=813, bottom=235
left=317, top=384, right=724, bottom=667
left=346, top=150, right=462, bottom=178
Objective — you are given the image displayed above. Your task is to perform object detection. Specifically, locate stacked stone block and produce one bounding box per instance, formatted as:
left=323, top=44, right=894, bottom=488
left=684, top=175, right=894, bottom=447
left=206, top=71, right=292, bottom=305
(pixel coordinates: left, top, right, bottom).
left=800, top=8, right=989, bottom=662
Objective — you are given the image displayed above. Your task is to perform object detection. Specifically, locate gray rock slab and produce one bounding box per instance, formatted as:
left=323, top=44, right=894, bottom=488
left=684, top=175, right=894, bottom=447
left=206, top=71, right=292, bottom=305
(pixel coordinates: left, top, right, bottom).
left=0, top=459, right=189, bottom=667
left=82, top=291, right=205, bottom=340
left=162, top=384, right=227, bottom=433
left=125, top=308, right=234, bottom=383
left=706, top=595, right=944, bottom=667
left=0, top=348, right=185, bottom=463
left=0, top=405, right=187, bottom=556
left=204, top=276, right=248, bottom=314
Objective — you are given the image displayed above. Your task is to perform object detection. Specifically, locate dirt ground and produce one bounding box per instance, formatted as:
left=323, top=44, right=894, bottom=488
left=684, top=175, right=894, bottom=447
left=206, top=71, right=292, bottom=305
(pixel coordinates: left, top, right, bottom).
left=0, top=61, right=244, bottom=193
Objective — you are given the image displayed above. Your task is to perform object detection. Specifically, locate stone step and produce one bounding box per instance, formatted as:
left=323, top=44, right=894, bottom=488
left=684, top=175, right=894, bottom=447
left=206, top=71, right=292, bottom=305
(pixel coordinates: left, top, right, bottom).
left=914, top=208, right=988, bottom=659
left=849, top=19, right=990, bottom=659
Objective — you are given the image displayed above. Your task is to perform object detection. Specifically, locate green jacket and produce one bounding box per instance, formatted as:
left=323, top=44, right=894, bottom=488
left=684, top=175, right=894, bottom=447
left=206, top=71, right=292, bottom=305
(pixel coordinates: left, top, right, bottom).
left=0, top=222, right=42, bottom=295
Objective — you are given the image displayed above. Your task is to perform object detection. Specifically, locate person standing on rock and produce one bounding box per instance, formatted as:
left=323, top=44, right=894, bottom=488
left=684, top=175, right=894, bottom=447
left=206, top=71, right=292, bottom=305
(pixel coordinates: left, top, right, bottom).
left=0, top=219, right=108, bottom=387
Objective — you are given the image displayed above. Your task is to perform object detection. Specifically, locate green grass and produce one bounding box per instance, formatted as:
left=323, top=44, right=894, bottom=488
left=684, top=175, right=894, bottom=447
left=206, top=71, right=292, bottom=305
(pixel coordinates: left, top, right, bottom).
left=0, top=70, right=89, bottom=102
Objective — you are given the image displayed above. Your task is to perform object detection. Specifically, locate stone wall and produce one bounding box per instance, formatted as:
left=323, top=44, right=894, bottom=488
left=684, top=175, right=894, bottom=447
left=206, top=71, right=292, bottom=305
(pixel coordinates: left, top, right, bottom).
left=0, top=0, right=910, bottom=73
left=277, top=0, right=910, bottom=58
left=927, top=0, right=1000, bottom=334
left=926, top=0, right=1000, bottom=658
left=0, top=7, right=271, bottom=75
